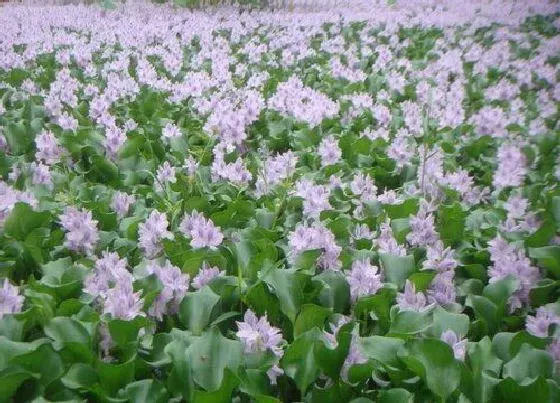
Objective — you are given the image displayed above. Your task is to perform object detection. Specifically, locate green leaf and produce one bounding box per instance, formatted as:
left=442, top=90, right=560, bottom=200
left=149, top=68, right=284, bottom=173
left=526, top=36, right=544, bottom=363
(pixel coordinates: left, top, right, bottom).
left=44, top=317, right=91, bottom=347
left=4, top=203, right=51, bottom=241
left=529, top=247, right=560, bottom=279
left=377, top=388, right=413, bottom=403
left=359, top=335, right=405, bottom=368
left=437, top=202, right=465, bottom=246
left=483, top=276, right=519, bottom=307
left=294, top=304, right=330, bottom=337
left=388, top=309, right=433, bottom=336
left=179, top=286, right=220, bottom=335
left=263, top=268, right=307, bottom=323
left=315, top=270, right=351, bottom=314
left=0, top=337, right=47, bottom=370
left=463, top=337, right=502, bottom=403
left=379, top=254, right=416, bottom=289
left=0, top=367, right=34, bottom=403
left=494, top=376, right=553, bottom=403
left=165, top=336, right=194, bottom=401
left=44, top=317, right=94, bottom=363
left=187, top=327, right=243, bottom=391
left=4, top=121, right=34, bottom=155
left=192, top=368, right=239, bottom=403
left=107, top=318, right=144, bottom=348
left=40, top=258, right=86, bottom=300
left=281, top=328, right=322, bottom=392
left=97, top=354, right=136, bottom=395
left=502, top=344, right=553, bottom=382
left=399, top=339, right=461, bottom=401
left=237, top=368, right=272, bottom=398
left=295, top=249, right=322, bottom=270
left=61, top=363, right=98, bottom=390
left=314, top=323, right=352, bottom=380
left=9, top=343, right=64, bottom=387
left=125, top=380, right=169, bottom=403
left=429, top=306, right=470, bottom=338
left=353, top=288, right=396, bottom=332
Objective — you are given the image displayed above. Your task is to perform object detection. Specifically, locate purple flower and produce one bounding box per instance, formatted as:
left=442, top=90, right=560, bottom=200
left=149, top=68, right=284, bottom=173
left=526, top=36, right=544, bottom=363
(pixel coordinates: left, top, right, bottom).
left=179, top=211, right=223, bottom=249
left=59, top=207, right=99, bottom=254
left=288, top=222, right=341, bottom=271
left=407, top=201, right=439, bottom=247
left=350, top=173, right=377, bottom=203
left=84, top=251, right=132, bottom=300
left=0, top=279, right=24, bottom=318
left=0, top=133, right=8, bottom=152
left=31, top=162, right=52, bottom=188
left=192, top=264, right=225, bottom=290
left=377, top=221, right=407, bottom=256
left=162, top=123, right=181, bottom=139
left=268, top=76, right=339, bottom=127
left=103, top=126, right=127, bottom=159
left=183, top=156, right=199, bottom=177
left=427, top=272, right=457, bottom=306
left=103, top=281, right=144, bottom=321
left=294, top=179, right=332, bottom=218
left=547, top=339, right=560, bottom=370
left=387, top=135, right=415, bottom=169
left=146, top=260, right=189, bottom=320
left=255, top=151, right=297, bottom=196
left=396, top=280, right=432, bottom=312
left=441, top=330, right=467, bottom=361
left=236, top=309, right=285, bottom=383
left=236, top=309, right=284, bottom=357
left=526, top=307, right=560, bottom=337
left=488, top=236, right=540, bottom=311
left=111, top=191, right=135, bottom=218
left=155, top=161, right=177, bottom=191
left=35, top=130, right=63, bottom=165
left=318, top=135, right=342, bottom=167
left=346, top=259, right=383, bottom=302
left=138, top=211, right=173, bottom=258
left=423, top=241, right=457, bottom=272
left=493, top=144, right=527, bottom=189
left=341, top=333, right=368, bottom=381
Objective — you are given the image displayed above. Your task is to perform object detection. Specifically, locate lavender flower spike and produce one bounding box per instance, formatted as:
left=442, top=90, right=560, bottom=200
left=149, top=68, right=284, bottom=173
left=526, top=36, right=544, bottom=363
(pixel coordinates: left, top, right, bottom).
left=0, top=279, right=24, bottom=318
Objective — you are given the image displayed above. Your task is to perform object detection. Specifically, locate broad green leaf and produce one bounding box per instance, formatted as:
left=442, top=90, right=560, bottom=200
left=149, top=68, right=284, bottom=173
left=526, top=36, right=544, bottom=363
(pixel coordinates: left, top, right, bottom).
left=125, top=380, right=168, bottom=403
left=379, top=253, right=416, bottom=289
left=9, top=343, right=64, bottom=387
left=437, top=202, right=465, bottom=246
left=0, top=367, right=34, bottom=403
left=388, top=309, right=433, bottom=336
left=294, top=304, right=330, bottom=337
left=463, top=337, right=502, bottom=403
left=281, top=328, right=322, bottom=392
left=353, top=288, right=396, bottom=332
left=377, top=388, right=413, bottom=403
left=314, top=323, right=352, bottom=380
left=61, top=363, right=98, bottom=390
left=315, top=270, right=351, bottom=314
left=3, top=203, right=51, bottom=241
left=358, top=335, right=405, bottom=368
left=529, top=247, right=560, bottom=279
left=192, top=368, right=239, bottom=403
left=429, top=306, right=470, bottom=338
left=502, top=344, right=553, bottom=382
left=263, top=268, right=307, bottom=323
left=97, top=354, right=136, bottom=395
left=179, top=286, right=220, bottom=335
left=399, top=339, right=461, bottom=401
left=187, top=327, right=243, bottom=391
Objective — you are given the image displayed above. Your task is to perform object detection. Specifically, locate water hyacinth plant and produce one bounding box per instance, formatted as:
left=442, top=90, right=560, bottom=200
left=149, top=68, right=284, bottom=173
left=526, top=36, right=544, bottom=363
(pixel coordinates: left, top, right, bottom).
left=0, top=0, right=559, bottom=402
